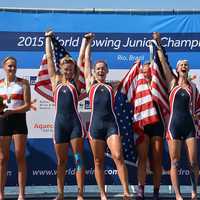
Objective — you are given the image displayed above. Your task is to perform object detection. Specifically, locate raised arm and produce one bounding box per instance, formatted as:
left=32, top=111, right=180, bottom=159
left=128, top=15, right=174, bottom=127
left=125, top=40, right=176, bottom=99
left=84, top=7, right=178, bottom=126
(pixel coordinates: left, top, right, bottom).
left=153, top=32, right=176, bottom=90
left=83, top=33, right=95, bottom=92
left=45, top=31, right=57, bottom=90
left=77, top=35, right=87, bottom=67
left=76, top=34, right=88, bottom=92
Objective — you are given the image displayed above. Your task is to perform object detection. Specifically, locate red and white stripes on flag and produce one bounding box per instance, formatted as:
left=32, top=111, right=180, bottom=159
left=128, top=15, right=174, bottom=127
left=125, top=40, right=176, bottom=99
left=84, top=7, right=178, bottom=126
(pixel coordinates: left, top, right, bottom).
left=34, top=57, right=86, bottom=102
left=150, top=59, right=170, bottom=126
left=119, top=61, right=159, bottom=144
left=34, top=34, right=86, bottom=102
left=77, top=63, right=87, bottom=100
left=149, top=40, right=170, bottom=127
left=34, top=54, right=54, bottom=102
left=134, top=71, right=159, bottom=131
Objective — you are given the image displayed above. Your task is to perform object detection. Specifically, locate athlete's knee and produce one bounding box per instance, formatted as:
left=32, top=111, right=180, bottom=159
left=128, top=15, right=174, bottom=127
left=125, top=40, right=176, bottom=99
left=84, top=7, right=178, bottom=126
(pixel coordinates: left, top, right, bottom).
left=0, top=154, right=9, bottom=165
left=171, top=159, right=180, bottom=169
left=94, top=157, right=104, bottom=168
left=189, top=161, right=199, bottom=171
left=15, top=151, right=26, bottom=164
left=138, top=151, right=148, bottom=164
left=112, top=151, right=123, bottom=163
left=57, top=157, right=67, bottom=167
left=74, top=152, right=84, bottom=171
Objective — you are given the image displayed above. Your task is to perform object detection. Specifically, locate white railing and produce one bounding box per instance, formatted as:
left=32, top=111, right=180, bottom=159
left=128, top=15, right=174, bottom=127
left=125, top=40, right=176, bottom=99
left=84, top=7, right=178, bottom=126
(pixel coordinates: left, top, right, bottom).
left=0, top=7, right=200, bottom=14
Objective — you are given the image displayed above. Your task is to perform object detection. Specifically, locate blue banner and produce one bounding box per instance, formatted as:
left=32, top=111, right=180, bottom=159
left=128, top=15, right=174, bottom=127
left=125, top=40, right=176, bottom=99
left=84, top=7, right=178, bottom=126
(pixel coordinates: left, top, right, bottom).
left=1, top=32, right=200, bottom=52
left=0, top=11, right=200, bottom=68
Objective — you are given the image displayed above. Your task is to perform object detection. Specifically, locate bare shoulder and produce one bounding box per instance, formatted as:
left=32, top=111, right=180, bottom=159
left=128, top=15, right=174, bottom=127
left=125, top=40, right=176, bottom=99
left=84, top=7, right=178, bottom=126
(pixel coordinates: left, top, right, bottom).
left=110, top=80, right=120, bottom=90
left=17, top=77, right=29, bottom=86
left=0, top=79, right=4, bottom=86
left=23, top=79, right=30, bottom=86
left=55, top=74, right=62, bottom=83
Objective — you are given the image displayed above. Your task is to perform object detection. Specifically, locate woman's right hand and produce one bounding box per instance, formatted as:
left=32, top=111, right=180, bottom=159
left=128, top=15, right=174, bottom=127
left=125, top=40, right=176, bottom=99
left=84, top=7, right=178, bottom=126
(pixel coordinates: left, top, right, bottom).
left=45, top=30, right=54, bottom=38
left=152, top=32, right=161, bottom=46
left=84, top=32, right=95, bottom=40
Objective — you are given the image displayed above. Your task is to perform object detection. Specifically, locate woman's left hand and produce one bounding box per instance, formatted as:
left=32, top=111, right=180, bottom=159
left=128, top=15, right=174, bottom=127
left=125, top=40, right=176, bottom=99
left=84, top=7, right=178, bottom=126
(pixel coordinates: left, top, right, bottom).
left=1, top=110, right=13, bottom=118
left=0, top=104, right=7, bottom=114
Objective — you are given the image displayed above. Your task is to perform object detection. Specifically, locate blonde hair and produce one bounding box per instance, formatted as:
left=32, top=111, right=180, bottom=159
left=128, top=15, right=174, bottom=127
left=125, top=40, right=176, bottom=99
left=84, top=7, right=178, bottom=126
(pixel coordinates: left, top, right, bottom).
left=2, top=56, right=17, bottom=66
left=59, top=56, right=79, bottom=78
left=176, top=59, right=189, bottom=69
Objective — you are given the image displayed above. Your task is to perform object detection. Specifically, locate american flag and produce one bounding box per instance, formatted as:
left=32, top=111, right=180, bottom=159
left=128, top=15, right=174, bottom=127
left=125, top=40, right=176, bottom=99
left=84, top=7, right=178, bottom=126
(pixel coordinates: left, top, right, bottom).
left=149, top=40, right=170, bottom=127
left=34, top=54, right=54, bottom=101
left=113, top=90, right=137, bottom=165
left=34, top=35, right=86, bottom=101
left=106, top=61, right=159, bottom=165
left=77, top=62, right=86, bottom=96
left=51, top=36, right=71, bottom=68
left=121, top=61, right=159, bottom=143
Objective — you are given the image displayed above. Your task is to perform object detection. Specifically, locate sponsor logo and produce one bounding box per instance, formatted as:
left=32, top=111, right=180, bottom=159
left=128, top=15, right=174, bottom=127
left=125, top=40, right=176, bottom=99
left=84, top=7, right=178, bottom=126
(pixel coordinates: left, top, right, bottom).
left=22, top=75, right=37, bottom=85
left=33, top=123, right=54, bottom=133
left=39, top=100, right=55, bottom=110
left=84, top=100, right=90, bottom=110
left=30, top=76, right=37, bottom=85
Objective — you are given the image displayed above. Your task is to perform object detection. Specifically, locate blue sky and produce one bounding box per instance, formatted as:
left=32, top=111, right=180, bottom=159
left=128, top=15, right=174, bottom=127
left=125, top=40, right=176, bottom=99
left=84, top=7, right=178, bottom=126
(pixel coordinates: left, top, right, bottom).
left=0, top=0, right=200, bottom=10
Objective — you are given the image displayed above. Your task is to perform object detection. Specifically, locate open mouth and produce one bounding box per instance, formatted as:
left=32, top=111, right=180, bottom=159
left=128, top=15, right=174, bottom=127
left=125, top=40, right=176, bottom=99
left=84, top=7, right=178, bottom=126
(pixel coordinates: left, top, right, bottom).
left=98, top=73, right=104, bottom=77
left=181, top=68, right=187, bottom=73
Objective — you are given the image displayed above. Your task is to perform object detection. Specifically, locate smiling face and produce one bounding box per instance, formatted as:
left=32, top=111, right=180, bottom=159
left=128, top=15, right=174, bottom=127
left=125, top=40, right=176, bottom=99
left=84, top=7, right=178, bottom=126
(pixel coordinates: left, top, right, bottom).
left=94, top=61, right=108, bottom=83
left=59, top=57, right=76, bottom=80
left=176, top=60, right=189, bottom=78
left=3, top=57, right=17, bottom=78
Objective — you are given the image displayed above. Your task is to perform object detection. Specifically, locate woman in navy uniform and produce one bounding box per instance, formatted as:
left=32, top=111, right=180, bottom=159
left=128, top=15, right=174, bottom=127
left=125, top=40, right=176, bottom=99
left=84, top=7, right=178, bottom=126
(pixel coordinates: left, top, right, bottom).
left=0, top=56, right=31, bottom=200
left=154, top=32, right=199, bottom=200
left=45, top=31, right=85, bottom=200
left=83, top=33, right=131, bottom=200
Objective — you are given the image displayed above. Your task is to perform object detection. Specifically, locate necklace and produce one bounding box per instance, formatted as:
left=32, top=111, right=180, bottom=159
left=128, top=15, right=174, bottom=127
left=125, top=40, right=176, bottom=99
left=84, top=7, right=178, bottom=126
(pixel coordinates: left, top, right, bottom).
left=4, top=76, right=17, bottom=104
